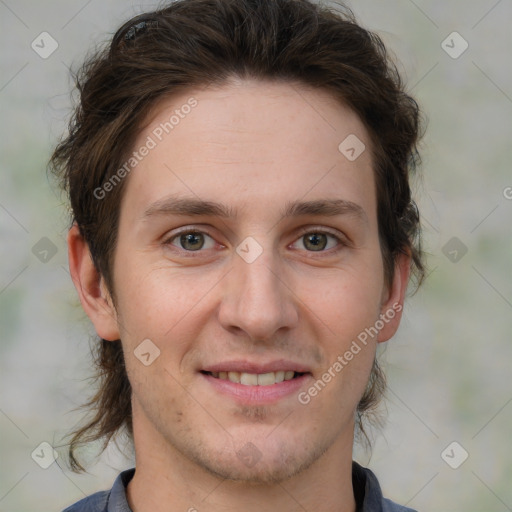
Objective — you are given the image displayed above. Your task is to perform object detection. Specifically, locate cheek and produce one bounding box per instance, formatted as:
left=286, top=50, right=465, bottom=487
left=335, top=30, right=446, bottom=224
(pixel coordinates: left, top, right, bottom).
left=113, top=262, right=221, bottom=350
left=299, top=264, right=384, bottom=338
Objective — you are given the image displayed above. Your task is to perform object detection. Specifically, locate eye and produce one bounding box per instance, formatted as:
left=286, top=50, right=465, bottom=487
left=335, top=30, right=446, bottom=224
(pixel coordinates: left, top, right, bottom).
left=291, top=230, right=342, bottom=252
left=166, top=230, right=216, bottom=252
left=163, top=227, right=344, bottom=255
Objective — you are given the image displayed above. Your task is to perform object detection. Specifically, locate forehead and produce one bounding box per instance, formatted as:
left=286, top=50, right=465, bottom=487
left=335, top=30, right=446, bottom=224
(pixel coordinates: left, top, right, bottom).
left=122, top=78, right=376, bottom=223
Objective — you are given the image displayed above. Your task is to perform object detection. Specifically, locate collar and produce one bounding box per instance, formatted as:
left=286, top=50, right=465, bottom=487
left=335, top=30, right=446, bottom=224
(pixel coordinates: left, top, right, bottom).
left=100, top=462, right=417, bottom=512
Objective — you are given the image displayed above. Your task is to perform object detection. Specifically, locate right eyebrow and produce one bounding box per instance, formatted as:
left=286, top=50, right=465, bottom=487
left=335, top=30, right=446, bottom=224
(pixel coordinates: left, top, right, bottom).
left=142, top=196, right=238, bottom=220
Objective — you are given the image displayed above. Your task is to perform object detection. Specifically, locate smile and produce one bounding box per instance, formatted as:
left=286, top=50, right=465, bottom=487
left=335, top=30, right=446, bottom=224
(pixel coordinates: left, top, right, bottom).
left=200, top=366, right=312, bottom=404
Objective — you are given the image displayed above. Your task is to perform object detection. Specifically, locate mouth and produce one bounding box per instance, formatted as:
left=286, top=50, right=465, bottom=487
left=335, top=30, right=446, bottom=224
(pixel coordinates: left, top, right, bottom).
left=199, top=362, right=312, bottom=404
left=201, top=370, right=307, bottom=386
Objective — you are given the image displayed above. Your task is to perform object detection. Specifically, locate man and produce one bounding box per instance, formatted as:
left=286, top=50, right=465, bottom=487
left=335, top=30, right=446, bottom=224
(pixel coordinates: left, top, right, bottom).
left=52, top=0, right=425, bottom=510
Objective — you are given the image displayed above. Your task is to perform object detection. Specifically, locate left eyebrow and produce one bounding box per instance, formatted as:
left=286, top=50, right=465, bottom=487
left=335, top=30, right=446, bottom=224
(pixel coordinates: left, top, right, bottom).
left=280, top=198, right=368, bottom=224
left=141, top=196, right=367, bottom=224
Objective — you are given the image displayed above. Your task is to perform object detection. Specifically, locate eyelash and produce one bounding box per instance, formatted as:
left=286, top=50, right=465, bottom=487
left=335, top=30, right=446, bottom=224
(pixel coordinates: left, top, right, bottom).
left=163, top=226, right=347, bottom=257
left=294, top=226, right=345, bottom=251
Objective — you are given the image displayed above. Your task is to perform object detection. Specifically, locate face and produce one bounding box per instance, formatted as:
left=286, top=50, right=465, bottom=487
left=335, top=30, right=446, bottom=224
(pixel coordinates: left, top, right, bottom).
left=85, top=78, right=407, bottom=483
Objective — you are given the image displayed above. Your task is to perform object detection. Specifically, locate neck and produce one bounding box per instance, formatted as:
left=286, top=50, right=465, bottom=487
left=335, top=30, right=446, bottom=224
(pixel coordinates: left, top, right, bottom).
left=127, top=410, right=357, bottom=512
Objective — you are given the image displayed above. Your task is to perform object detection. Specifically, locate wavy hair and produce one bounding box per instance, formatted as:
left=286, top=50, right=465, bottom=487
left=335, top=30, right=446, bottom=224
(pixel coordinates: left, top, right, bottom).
left=50, top=0, right=425, bottom=471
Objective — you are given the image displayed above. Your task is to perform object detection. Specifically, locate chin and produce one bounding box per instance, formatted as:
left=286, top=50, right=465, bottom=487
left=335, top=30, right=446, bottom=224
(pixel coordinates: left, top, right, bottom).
left=182, top=434, right=331, bottom=485
left=197, top=455, right=311, bottom=485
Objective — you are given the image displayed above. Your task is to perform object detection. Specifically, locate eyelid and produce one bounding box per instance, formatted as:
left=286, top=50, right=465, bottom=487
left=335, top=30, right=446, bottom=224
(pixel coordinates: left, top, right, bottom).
left=292, top=225, right=349, bottom=250
left=163, top=226, right=218, bottom=247
left=295, top=225, right=344, bottom=238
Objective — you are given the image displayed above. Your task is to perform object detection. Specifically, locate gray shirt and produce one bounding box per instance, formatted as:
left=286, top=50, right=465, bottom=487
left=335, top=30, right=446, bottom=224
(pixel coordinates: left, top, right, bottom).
left=62, top=462, right=418, bottom=511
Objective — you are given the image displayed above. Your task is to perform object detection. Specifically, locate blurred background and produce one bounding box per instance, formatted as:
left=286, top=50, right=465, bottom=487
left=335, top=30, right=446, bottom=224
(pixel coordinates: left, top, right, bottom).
left=0, top=0, right=511, bottom=510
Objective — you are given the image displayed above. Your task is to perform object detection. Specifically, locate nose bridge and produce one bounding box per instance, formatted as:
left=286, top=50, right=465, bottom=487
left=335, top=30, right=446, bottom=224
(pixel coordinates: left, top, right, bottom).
left=219, top=244, right=297, bottom=340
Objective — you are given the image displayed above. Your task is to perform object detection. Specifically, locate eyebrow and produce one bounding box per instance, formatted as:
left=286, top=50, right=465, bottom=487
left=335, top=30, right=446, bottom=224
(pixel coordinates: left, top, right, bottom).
left=142, top=196, right=367, bottom=223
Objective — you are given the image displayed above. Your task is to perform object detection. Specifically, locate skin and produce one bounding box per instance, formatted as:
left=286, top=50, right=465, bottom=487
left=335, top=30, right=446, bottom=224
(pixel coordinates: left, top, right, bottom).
left=68, top=77, right=410, bottom=512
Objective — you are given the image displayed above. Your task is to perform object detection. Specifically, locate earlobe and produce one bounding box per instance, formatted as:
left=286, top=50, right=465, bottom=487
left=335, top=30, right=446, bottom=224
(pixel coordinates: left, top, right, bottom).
left=377, top=251, right=411, bottom=343
left=67, top=224, right=120, bottom=341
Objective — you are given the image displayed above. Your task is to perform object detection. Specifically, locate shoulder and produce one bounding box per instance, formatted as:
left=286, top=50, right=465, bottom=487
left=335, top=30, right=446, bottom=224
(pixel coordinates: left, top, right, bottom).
left=381, top=497, right=418, bottom=512
left=61, top=468, right=135, bottom=512
left=353, top=461, right=418, bottom=512
left=61, top=490, right=109, bottom=512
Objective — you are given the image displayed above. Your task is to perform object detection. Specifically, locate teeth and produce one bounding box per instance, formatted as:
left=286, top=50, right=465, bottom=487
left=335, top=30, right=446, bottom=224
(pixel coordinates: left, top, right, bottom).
left=241, top=373, right=259, bottom=385
left=213, top=370, right=299, bottom=386
left=228, top=371, right=241, bottom=383
left=257, top=372, right=275, bottom=386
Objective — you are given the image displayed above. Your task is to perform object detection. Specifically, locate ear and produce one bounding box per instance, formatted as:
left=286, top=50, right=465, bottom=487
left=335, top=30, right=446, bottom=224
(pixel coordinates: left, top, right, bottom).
left=377, top=251, right=411, bottom=343
left=67, top=224, right=120, bottom=341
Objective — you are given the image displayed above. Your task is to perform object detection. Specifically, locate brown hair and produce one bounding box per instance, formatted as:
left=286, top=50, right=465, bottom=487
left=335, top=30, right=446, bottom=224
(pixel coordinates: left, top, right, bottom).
left=51, top=0, right=425, bottom=472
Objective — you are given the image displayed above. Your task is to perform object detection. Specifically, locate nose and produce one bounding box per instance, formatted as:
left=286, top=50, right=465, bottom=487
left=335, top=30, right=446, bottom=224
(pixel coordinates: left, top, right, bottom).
left=218, top=247, right=299, bottom=343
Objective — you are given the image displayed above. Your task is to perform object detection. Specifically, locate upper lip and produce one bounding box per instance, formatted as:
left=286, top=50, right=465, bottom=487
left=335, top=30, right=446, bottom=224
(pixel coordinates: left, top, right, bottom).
left=201, top=359, right=312, bottom=374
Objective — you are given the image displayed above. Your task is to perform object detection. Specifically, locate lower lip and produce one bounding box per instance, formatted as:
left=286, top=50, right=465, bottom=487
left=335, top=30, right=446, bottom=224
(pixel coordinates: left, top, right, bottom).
left=201, top=372, right=311, bottom=404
